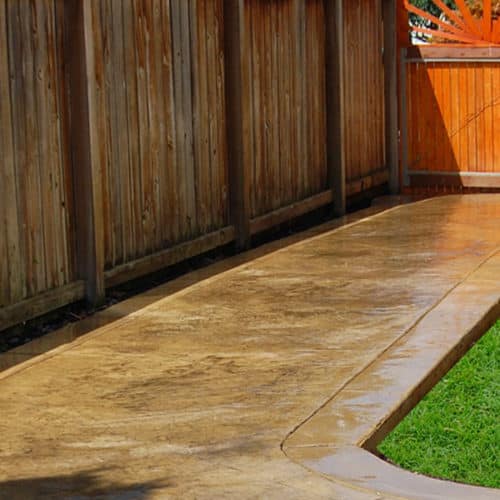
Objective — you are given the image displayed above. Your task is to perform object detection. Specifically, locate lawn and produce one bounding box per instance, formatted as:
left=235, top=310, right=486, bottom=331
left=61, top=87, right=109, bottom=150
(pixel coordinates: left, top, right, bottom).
left=378, top=319, right=500, bottom=489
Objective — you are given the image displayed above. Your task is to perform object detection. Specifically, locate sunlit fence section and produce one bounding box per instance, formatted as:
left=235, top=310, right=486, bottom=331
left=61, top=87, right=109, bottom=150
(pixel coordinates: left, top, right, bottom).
left=398, top=1, right=500, bottom=192
left=403, top=49, right=500, bottom=188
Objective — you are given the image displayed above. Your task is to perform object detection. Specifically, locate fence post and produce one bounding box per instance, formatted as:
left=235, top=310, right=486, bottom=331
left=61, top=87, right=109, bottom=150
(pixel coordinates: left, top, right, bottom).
left=64, top=1, right=105, bottom=305
left=325, top=0, right=346, bottom=216
left=384, top=0, right=399, bottom=194
left=223, top=0, right=251, bottom=249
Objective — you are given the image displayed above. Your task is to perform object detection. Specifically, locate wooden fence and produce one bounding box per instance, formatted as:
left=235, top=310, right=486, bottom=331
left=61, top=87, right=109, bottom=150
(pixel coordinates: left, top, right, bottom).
left=343, top=0, right=387, bottom=196
left=396, top=1, right=500, bottom=193
left=401, top=46, right=500, bottom=190
left=92, top=0, right=232, bottom=285
left=243, top=0, right=328, bottom=219
left=0, top=1, right=83, bottom=322
left=0, top=0, right=392, bottom=332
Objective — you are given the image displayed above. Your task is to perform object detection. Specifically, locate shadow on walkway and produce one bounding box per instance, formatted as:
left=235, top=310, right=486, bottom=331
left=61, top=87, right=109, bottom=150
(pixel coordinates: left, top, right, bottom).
left=0, top=469, right=169, bottom=499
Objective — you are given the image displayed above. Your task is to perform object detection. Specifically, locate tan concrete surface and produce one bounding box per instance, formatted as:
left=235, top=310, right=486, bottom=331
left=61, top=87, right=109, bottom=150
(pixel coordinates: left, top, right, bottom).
left=0, top=195, right=499, bottom=499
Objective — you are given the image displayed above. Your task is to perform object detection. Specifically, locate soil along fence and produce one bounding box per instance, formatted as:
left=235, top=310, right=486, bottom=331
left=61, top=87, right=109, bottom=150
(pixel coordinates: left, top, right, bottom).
left=0, top=0, right=391, bottom=331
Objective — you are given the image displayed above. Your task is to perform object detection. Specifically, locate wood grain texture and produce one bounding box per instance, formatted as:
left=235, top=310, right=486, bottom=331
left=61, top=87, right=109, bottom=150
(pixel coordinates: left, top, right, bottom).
left=0, top=0, right=75, bottom=308
left=343, top=0, right=387, bottom=196
left=93, top=0, right=230, bottom=271
left=0, top=0, right=392, bottom=329
left=404, top=58, right=500, bottom=179
left=243, top=0, right=328, bottom=219
left=0, top=0, right=22, bottom=307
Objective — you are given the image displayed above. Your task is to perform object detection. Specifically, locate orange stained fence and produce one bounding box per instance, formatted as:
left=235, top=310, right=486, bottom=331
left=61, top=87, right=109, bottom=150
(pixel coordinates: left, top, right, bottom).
left=399, top=1, right=500, bottom=191
left=401, top=48, right=500, bottom=189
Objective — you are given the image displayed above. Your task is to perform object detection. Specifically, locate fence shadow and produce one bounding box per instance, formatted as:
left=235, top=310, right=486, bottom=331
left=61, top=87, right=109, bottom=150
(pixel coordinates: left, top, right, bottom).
left=0, top=469, right=169, bottom=499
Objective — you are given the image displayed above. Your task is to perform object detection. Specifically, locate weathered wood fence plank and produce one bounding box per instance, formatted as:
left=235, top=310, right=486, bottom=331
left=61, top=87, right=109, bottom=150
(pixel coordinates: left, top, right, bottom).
left=0, top=0, right=22, bottom=308
left=342, top=0, right=387, bottom=198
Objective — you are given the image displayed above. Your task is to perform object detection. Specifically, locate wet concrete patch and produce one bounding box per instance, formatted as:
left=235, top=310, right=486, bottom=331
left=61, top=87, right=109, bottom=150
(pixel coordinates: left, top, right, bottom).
left=0, top=195, right=499, bottom=498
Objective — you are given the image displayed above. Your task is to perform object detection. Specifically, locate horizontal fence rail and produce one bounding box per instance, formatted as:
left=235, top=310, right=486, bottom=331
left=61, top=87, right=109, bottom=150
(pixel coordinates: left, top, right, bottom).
left=0, top=0, right=390, bottom=332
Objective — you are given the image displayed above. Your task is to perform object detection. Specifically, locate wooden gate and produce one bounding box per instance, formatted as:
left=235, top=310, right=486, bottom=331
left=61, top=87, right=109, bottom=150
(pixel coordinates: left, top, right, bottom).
left=399, top=0, right=500, bottom=191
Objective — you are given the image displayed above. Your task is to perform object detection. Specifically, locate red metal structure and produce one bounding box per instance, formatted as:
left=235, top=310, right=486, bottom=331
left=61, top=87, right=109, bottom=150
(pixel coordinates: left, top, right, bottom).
left=404, top=0, right=500, bottom=45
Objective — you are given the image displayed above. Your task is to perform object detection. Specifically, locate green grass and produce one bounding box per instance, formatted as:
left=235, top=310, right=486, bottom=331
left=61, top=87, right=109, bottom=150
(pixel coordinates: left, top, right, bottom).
left=378, top=319, right=500, bottom=489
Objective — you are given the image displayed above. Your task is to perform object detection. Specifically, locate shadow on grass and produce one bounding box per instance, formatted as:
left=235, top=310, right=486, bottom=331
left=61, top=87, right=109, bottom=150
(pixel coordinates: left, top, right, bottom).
left=0, top=469, right=170, bottom=499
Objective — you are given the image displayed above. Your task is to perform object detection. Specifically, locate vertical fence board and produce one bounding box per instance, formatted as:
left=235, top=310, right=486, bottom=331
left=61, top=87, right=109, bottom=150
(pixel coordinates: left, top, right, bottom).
left=0, top=0, right=22, bottom=306
left=0, top=0, right=77, bottom=310
left=112, top=0, right=130, bottom=261
left=181, top=0, right=197, bottom=237
left=215, top=0, right=229, bottom=228
left=205, top=0, right=220, bottom=228
left=244, top=0, right=328, bottom=219
left=164, top=0, right=178, bottom=246
left=0, top=1, right=8, bottom=308
left=35, top=1, right=55, bottom=291
left=171, top=0, right=188, bottom=241
left=122, top=0, right=140, bottom=258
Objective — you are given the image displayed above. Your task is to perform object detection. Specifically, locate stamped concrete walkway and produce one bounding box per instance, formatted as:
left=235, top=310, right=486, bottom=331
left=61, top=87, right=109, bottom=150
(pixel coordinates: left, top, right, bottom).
left=0, top=195, right=499, bottom=499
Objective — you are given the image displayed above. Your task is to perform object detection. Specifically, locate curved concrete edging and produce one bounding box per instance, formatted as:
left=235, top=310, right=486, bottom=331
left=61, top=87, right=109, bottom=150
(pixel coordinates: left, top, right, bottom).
left=283, top=252, right=500, bottom=499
